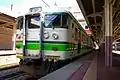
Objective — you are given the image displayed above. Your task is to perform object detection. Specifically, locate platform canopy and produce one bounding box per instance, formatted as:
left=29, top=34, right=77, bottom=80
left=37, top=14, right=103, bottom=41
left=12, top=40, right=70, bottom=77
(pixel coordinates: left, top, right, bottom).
left=76, top=0, right=120, bottom=43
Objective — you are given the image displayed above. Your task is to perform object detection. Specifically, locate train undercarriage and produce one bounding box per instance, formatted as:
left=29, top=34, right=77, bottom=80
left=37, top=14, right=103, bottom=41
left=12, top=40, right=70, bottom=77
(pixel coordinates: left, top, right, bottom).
left=19, top=58, right=69, bottom=77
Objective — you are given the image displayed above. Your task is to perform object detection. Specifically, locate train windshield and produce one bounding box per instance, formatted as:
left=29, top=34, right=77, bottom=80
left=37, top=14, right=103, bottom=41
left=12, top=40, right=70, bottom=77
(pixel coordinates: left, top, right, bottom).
left=25, top=15, right=40, bottom=29
left=17, top=16, right=23, bottom=29
left=44, top=14, right=68, bottom=28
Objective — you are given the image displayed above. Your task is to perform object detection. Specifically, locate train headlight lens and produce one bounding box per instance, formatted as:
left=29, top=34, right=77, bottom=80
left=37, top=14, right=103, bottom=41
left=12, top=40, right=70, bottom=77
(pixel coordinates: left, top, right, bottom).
left=44, top=31, right=49, bottom=39
left=16, top=33, right=23, bottom=40
left=16, top=34, right=21, bottom=39
left=44, top=33, right=49, bottom=39
left=52, top=33, right=58, bottom=39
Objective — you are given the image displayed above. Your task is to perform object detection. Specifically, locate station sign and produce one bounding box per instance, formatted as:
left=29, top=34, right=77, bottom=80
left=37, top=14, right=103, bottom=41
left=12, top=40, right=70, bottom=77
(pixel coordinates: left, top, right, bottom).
left=29, top=6, right=42, bottom=13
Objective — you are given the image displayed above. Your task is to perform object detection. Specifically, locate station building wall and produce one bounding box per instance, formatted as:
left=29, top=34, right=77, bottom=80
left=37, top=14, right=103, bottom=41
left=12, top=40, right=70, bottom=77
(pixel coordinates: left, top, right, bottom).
left=0, top=12, right=16, bottom=50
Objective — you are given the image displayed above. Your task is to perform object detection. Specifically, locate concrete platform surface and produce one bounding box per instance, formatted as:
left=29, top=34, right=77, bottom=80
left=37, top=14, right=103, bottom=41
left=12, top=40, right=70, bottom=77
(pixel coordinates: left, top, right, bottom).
left=0, top=50, right=19, bottom=69
left=40, top=52, right=95, bottom=80
left=0, top=50, right=16, bottom=55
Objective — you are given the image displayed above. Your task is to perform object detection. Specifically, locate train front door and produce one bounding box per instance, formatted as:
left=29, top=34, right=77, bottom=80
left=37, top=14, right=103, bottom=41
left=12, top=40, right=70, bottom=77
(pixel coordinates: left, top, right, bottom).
left=23, top=14, right=42, bottom=59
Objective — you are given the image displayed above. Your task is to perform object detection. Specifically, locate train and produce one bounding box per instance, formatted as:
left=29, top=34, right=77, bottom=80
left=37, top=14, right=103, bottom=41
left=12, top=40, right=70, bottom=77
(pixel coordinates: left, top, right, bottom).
left=15, top=7, right=95, bottom=76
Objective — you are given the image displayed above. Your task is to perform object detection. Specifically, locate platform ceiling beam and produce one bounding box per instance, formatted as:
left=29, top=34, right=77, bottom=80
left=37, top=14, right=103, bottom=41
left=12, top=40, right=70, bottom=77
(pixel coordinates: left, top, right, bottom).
left=90, top=22, right=102, bottom=26
left=86, top=12, right=103, bottom=18
left=92, top=0, right=96, bottom=26
left=76, top=0, right=90, bottom=26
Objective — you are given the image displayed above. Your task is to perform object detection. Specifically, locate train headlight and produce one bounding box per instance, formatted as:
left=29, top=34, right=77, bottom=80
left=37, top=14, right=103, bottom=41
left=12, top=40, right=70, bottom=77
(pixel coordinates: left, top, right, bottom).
left=52, top=33, right=59, bottom=39
left=16, top=33, right=23, bottom=40
left=16, top=34, right=21, bottom=39
left=44, top=31, right=49, bottom=39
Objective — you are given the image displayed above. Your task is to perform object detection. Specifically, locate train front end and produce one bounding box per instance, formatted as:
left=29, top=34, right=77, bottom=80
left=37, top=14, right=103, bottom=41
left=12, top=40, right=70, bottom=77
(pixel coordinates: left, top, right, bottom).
left=16, top=7, right=44, bottom=62
left=17, top=14, right=42, bottom=60
left=16, top=9, right=71, bottom=75
left=42, top=12, right=69, bottom=62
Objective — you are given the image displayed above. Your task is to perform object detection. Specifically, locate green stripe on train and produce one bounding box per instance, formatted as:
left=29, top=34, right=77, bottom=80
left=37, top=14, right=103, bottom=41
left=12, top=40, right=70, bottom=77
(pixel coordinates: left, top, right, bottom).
left=26, top=43, right=69, bottom=51
left=15, top=41, right=91, bottom=51
left=16, top=42, right=70, bottom=51
left=16, top=42, right=23, bottom=48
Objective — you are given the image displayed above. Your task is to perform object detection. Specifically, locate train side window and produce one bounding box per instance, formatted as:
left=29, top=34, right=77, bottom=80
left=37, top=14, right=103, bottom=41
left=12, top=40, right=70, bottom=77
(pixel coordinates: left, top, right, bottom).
left=75, top=28, right=78, bottom=40
left=81, top=32, right=84, bottom=44
left=72, top=23, right=74, bottom=28
left=72, top=23, right=74, bottom=38
left=62, top=14, right=68, bottom=28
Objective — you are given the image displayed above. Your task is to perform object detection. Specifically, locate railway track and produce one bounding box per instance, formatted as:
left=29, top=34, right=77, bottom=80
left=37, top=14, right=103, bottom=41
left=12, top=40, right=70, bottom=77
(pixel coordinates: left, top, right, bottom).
left=0, top=52, right=94, bottom=80
left=0, top=67, right=37, bottom=80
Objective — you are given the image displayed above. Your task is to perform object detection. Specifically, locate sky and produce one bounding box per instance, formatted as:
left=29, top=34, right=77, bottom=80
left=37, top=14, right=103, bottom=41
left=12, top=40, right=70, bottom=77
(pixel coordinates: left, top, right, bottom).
left=0, top=0, right=87, bottom=28
left=0, top=0, right=80, bottom=16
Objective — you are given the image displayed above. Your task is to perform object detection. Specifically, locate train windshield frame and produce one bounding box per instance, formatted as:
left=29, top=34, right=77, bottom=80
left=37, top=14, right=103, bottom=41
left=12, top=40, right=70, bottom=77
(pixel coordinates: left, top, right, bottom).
left=25, top=15, right=40, bottom=29
left=44, top=13, right=68, bottom=28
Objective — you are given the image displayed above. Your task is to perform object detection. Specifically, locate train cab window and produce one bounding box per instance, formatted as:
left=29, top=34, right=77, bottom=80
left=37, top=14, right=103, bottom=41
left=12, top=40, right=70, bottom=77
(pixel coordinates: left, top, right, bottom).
left=17, top=16, right=23, bottom=29
left=44, top=14, right=69, bottom=29
left=44, top=14, right=61, bottom=28
left=26, top=15, right=40, bottom=29
left=52, top=15, right=61, bottom=27
left=29, top=16, right=40, bottom=29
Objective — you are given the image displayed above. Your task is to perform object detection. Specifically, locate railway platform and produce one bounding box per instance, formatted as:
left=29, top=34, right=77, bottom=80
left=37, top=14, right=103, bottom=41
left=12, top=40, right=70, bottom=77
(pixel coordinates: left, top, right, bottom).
left=0, top=50, right=19, bottom=69
left=97, top=50, right=120, bottom=80
left=40, top=51, right=97, bottom=80
left=39, top=50, right=120, bottom=80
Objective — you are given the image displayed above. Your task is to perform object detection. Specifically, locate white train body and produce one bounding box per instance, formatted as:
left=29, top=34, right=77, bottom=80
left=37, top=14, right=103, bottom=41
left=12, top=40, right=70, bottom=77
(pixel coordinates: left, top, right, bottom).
left=15, top=7, right=95, bottom=76
left=16, top=10, right=94, bottom=62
